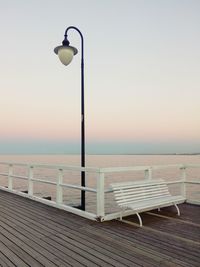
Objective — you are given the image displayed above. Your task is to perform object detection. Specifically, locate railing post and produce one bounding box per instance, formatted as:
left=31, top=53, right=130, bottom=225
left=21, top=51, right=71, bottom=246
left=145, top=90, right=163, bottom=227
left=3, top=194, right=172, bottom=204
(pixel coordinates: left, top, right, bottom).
left=28, top=166, right=34, bottom=196
left=180, top=166, right=186, bottom=198
left=145, top=168, right=152, bottom=180
left=56, top=169, right=63, bottom=204
left=96, top=171, right=105, bottom=219
left=8, top=164, right=13, bottom=190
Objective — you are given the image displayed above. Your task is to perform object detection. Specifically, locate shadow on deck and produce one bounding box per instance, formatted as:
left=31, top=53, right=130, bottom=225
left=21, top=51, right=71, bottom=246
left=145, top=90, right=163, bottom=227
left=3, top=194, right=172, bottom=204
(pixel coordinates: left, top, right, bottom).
left=0, top=190, right=199, bottom=267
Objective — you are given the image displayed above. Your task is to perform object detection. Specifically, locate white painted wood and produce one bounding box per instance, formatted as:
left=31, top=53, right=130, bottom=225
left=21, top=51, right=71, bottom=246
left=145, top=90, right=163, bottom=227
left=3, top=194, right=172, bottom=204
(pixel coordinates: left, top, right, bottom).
left=116, top=192, right=171, bottom=204
left=111, top=179, right=186, bottom=225
left=28, top=166, right=34, bottom=196
left=8, top=164, right=13, bottom=190
left=0, top=172, right=9, bottom=177
left=185, top=164, right=200, bottom=168
left=164, top=180, right=184, bottom=185
left=104, top=209, right=144, bottom=221
left=144, top=168, right=152, bottom=180
left=185, top=180, right=200, bottom=184
left=111, top=180, right=167, bottom=188
left=100, top=166, right=152, bottom=173
left=31, top=178, right=56, bottom=185
left=60, top=183, right=97, bottom=192
left=114, top=185, right=168, bottom=193
left=152, top=164, right=184, bottom=170
left=1, top=162, right=200, bottom=172
left=180, top=167, right=186, bottom=198
left=112, top=180, right=183, bottom=188
left=56, top=169, right=63, bottom=204
left=0, top=162, right=100, bottom=173
left=10, top=175, right=28, bottom=180
left=96, top=172, right=105, bottom=218
left=100, top=164, right=186, bottom=173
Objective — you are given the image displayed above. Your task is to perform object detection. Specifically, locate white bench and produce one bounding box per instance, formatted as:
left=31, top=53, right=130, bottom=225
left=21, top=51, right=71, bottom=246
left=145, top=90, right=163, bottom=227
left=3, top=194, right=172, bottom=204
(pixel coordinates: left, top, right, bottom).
left=111, top=179, right=186, bottom=226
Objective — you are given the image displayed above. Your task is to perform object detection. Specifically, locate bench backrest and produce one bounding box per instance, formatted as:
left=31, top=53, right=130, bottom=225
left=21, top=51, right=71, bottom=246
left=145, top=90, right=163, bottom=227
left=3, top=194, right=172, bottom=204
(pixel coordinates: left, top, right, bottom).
left=111, top=179, right=171, bottom=207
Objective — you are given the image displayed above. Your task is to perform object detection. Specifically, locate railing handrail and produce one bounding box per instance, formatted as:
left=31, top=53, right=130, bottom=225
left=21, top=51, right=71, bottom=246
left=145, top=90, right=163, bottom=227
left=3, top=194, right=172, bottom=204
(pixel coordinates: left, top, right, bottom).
left=99, top=163, right=200, bottom=173
left=0, top=161, right=100, bottom=173
left=99, top=164, right=184, bottom=173
left=184, top=164, right=200, bottom=168
left=1, top=162, right=200, bottom=173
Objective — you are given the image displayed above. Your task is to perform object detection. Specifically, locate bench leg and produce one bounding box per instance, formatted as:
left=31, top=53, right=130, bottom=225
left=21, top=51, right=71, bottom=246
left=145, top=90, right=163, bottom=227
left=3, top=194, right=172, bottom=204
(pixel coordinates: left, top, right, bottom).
left=120, top=208, right=126, bottom=220
left=158, top=207, right=161, bottom=212
left=136, top=213, right=143, bottom=227
left=174, top=204, right=180, bottom=216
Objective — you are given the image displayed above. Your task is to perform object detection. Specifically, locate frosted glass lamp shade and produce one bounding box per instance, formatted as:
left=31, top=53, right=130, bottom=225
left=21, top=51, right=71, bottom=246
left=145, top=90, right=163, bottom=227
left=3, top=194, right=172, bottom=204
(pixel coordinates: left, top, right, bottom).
left=54, top=45, right=78, bottom=66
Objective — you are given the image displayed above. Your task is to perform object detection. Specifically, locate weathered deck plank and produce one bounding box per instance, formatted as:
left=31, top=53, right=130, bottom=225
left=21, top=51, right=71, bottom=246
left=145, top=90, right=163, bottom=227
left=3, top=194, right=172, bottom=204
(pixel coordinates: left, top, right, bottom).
left=0, top=190, right=199, bottom=267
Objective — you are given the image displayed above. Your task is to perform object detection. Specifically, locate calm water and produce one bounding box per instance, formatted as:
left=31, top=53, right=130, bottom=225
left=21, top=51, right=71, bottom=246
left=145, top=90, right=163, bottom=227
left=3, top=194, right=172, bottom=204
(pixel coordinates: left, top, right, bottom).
left=0, top=154, right=199, bottom=213
left=0, top=154, right=200, bottom=167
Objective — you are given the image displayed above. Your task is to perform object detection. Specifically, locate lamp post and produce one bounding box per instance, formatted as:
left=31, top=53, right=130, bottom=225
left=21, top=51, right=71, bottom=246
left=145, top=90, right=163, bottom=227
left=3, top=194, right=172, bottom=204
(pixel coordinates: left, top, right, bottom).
left=54, top=26, right=85, bottom=211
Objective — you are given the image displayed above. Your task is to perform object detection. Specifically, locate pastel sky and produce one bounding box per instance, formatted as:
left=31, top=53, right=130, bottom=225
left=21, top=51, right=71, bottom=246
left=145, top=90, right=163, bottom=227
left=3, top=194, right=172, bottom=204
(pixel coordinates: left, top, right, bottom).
left=0, top=0, right=200, bottom=154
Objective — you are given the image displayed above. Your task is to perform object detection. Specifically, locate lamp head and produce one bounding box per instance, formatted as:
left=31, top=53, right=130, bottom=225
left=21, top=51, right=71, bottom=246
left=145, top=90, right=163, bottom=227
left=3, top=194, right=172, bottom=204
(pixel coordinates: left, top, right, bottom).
left=54, top=36, right=78, bottom=66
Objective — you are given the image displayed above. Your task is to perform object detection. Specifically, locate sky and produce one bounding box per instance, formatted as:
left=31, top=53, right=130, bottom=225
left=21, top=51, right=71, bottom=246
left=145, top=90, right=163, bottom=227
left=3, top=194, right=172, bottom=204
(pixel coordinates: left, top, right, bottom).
left=0, top=0, right=200, bottom=154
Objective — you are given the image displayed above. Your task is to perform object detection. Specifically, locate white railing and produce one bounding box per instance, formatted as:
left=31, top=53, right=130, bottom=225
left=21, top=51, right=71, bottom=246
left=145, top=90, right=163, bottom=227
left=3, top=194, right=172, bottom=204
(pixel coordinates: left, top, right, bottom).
left=0, top=162, right=199, bottom=222
left=0, top=162, right=101, bottom=221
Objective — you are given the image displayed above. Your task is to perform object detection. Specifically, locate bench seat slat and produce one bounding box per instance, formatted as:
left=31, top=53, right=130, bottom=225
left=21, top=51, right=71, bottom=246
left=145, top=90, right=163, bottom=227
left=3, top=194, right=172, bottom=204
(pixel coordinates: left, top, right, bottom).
left=115, top=187, right=168, bottom=193
left=113, top=184, right=168, bottom=191
left=114, top=184, right=168, bottom=190
left=112, top=179, right=166, bottom=189
left=114, top=187, right=170, bottom=197
left=115, top=189, right=170, bottom=199
left=116, top=192, right=171, bottom=203
left=127, top=196, right=185, bottom=210
left=117, top=195, right=179, bottom=205
left=117, top=192, right=171, bottom=204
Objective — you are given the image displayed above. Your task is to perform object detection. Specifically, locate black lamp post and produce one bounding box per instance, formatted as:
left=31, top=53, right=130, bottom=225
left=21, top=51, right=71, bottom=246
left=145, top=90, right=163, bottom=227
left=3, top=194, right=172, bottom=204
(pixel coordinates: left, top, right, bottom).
left=54, top=26, right=85, bottom=211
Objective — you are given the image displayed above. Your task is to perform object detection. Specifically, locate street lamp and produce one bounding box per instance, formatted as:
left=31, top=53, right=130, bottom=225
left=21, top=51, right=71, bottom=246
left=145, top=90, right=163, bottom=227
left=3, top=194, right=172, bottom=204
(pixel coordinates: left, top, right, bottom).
left=54, top=26, right=86, bottom=211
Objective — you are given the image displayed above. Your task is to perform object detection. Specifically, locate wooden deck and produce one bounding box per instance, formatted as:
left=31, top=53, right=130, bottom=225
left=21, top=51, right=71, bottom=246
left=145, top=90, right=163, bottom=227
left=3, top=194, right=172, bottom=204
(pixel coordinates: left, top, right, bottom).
left=0, top=190, right=199, bottom=267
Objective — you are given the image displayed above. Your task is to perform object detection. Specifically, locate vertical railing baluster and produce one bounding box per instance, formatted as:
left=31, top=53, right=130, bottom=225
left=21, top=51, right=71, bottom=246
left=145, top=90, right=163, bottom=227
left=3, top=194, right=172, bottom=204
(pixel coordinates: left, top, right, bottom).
left=8, top=164, right=13, bottom=190
left=56, top=169, right=63, bottom=204
left=145, top=168, right=152, bottom=180
left=180, top=166, right=186, bottom=198
left=28, top=166, right=34, bottom=196
left=96, top=171, right=105, bottom=219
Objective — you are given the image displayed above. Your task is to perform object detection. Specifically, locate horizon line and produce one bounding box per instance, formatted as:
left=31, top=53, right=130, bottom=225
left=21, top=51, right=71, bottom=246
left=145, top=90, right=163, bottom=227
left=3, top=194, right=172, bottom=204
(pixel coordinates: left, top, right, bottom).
left=0, top=152, right=199, bottom=156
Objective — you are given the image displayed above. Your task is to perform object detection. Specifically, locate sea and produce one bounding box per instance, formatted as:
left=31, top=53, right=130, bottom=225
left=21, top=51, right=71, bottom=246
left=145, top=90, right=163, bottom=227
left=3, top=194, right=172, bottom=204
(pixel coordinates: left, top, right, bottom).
left=0, top=153, right=200, bottom=167
left=0, top=154, right=199, bottom=213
